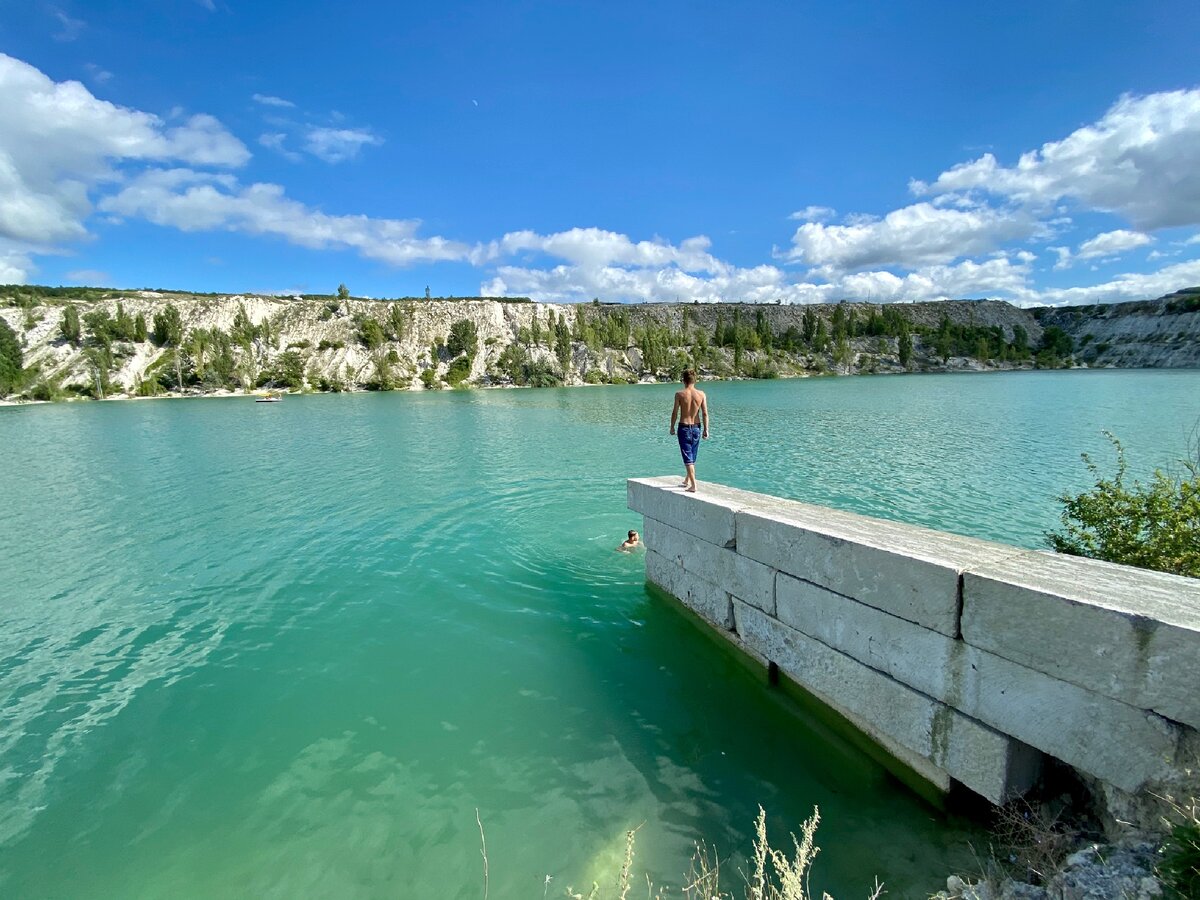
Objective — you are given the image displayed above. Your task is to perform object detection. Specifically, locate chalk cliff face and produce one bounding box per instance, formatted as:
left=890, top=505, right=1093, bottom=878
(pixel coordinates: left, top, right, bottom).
left=0, top=287, right=1195, bottom=401
left=1034, top=288, right=1200, bottom=368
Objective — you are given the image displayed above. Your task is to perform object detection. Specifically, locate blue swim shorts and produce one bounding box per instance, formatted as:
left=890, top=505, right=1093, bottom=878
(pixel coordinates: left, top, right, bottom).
left=677, top=423, right=702, bottom=465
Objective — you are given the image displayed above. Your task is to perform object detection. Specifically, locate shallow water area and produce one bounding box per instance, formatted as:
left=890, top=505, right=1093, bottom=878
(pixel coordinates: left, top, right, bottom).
left=1, top=370, right=1197, bottom=898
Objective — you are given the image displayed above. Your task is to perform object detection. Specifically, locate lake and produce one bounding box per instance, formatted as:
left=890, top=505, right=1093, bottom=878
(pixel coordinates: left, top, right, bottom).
left=2, top=370, right=1197, bottom=898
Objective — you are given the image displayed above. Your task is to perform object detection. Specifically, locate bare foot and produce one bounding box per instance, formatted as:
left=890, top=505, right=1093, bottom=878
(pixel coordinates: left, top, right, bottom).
left=678, top=480, right=690, bottom=488
left=685, top=485, right=697, bottom=493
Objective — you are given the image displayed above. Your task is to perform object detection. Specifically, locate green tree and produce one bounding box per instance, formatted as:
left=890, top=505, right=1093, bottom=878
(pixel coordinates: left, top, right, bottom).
left=134, top=312, right=148, bottom=343
left=270, top=350, right=305, bottom=390
left=446, top=319, right=478, bottom=359
left=114, top=302, right=135, bottom=341
left=1046, top=433, right=1200, bottom=578
left=358, top=317, right=386, bottom=349
left=1040, top=325, right=1073, bottom=358
left=153, top=304, right=183, bottom=347
left=898, top=328, right=913, bottom=369
left=231, top=304, right=257, bottom=348
left=337, top=283, right=350, bottom=301
left=554, top=318, right=572, bottom=372
left=387, top=304, right=406, bottom=341
left=0, top=318, right=22, bottom=396
left=60, top=304, right=82, bottom=346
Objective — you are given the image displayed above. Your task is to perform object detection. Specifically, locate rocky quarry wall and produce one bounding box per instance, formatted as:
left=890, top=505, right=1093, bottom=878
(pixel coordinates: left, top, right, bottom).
left=628, top=477, right=1200, bottom=827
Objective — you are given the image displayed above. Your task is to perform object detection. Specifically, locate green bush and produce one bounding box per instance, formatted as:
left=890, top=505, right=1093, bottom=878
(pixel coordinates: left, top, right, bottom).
left=1046, top=433, right=1199, bottom=577
left=420, top=367, right=440, bottom=389
left=446, top=355, right=472, bottom=386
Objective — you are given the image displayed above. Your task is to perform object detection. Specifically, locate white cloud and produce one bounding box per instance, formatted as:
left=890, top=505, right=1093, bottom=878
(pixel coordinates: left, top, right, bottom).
left=99, top=168, right=473, bottom=266
left=1076, top=229, right=1152, bottom=260
left=304, top=127, right=382, bottom=163
left=784, top=202, right=1037, bottom=270
left=1052, top=229, right=1153, bottom=269
left=788, top=205, right=835, bottom=222
left=252, top=93, right=295, bottom=109
left=494, top=227, right=723, bottom=272
left=52, top=9, right=85, bottom=42
left=914, top=89, right=1200, bottom=230
left=83, top=63, right=112, bottom=85
left=1186, top=233, right=1200, bottom=245
left=0, top=245, right=33, bottom=282
left=1027, top=258, right=1200, bottom=307
left=0, top=53, right=249, bottom=245
left=258, top=132, right=301, bottom=162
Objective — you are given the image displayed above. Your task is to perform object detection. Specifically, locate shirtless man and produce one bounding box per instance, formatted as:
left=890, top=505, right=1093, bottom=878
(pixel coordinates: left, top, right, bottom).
left=669, top=370, right=709, bottom=493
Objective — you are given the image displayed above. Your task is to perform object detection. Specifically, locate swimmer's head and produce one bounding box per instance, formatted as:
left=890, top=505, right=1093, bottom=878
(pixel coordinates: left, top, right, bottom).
left=682, top=370, right=695, bottom=385
left=628, top=530, right=638, bottom=541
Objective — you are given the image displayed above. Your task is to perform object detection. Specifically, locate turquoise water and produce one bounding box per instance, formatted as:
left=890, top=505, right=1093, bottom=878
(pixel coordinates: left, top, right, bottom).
left=1, top=370, right=1197, bottom=898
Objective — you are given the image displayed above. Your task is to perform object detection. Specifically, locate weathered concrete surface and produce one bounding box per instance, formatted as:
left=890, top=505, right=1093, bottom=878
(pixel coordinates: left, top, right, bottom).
left=644, top=517, right=776, bottom=614
left=776, top=573, right=1177, bottom=792
left=645, top=549, right=733, bottom=630
left=737, top=503, right=1021, bottom=636
left=963, top=551, right=1200, bottom=730
left=631, top=476, right=1200, bottom=808
left=734, top=600, right=1041, bottom=803
left=629, top=478, right=744, bottom=548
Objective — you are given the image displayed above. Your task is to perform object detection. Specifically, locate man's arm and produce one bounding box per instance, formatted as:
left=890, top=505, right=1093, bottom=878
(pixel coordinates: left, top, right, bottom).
left=669, top=393, right=680, bottom=434
left=701, top=394, right=710, bottom=438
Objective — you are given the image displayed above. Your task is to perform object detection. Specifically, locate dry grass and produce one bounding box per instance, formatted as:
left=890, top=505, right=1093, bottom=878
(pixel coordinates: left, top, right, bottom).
left=560, top=806, right=883, bottom=900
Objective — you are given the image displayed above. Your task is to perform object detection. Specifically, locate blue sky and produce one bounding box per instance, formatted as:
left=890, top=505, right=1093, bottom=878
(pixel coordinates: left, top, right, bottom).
left=1, top=0, right=1200, bottom=305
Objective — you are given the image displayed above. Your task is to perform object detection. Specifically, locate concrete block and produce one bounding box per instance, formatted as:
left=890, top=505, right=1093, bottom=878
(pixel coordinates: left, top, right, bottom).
left=644, top=517, right=776, bottom=614
left=737, top=504, right=1019, bottom=636
left=963, top=551, right=1200, bottom=729
left=646, top=549, right=733, bottom=631
left=776, top=573, right=1180, bottom=793
left=628, top=477, right=743, bottom=548
left=733, top=599, right=1041, bottom=804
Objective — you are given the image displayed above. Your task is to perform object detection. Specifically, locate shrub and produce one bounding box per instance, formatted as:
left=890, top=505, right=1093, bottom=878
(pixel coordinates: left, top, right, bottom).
left=1159, top=797, right=1200, bottom=898
left=446, top=355, right=472, bottom=386
left=420, top=367, right=440, bottom=389
left=317, top=339, right=345, bottom=351
left=1046, top=432, right=1200, bottom=577
left=358, top=317, right=385, bottom=349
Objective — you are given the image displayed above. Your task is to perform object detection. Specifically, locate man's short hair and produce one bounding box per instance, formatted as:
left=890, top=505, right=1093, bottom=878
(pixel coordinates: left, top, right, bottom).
left=682, top=369, right=695, bottom=385
left=628, top=530, right=637, bottom=539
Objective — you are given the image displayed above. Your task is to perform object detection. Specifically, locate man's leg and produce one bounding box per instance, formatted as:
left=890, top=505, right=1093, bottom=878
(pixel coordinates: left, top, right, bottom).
left=685, top=462, right=696, bottom=492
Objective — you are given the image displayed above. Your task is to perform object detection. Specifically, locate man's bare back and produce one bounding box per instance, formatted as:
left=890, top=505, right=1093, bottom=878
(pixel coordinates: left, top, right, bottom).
left=673, top=386, right=707, bottom=426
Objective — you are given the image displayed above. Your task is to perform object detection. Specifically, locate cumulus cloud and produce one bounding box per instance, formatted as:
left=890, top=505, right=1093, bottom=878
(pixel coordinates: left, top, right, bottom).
left=493, top=227, right=723, bottom=272
left=0, top=245, right=33, bottom=282
left=99, top=168, right=473, bottom=266
left=1029, top=258, right=1200, bottom=307
left=914, top=89, right=1200, bottom=230
left=304, top=127, right=382, bottom=163
left=0, top=53, right=249, bottom=245
left=783, top=202, right=1037, bottom=270
left=1052, top=229, right=1153, bottom=269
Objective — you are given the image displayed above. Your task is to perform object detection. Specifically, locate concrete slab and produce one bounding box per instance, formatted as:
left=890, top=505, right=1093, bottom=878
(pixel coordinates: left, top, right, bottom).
left=644, top=517, right=776, bottom=614
left=645, top=549, right=734, bottom=631
left=734, top=599, right=1041, bottom=804
left=737, top=504, right=1018, bottom=635
left=962, top=551, right=1200, bottom=730
left=628, top=477, right=744, bottom=548
left=776, top=573, right=1181, bottom=792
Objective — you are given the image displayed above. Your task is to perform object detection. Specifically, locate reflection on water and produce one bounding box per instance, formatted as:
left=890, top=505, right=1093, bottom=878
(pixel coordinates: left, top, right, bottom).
left=0, top=371, right=1196, bottom=897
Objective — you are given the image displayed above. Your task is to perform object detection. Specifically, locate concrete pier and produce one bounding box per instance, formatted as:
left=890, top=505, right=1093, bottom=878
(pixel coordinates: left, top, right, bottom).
left=629, top=477, right=1200, bottom=807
